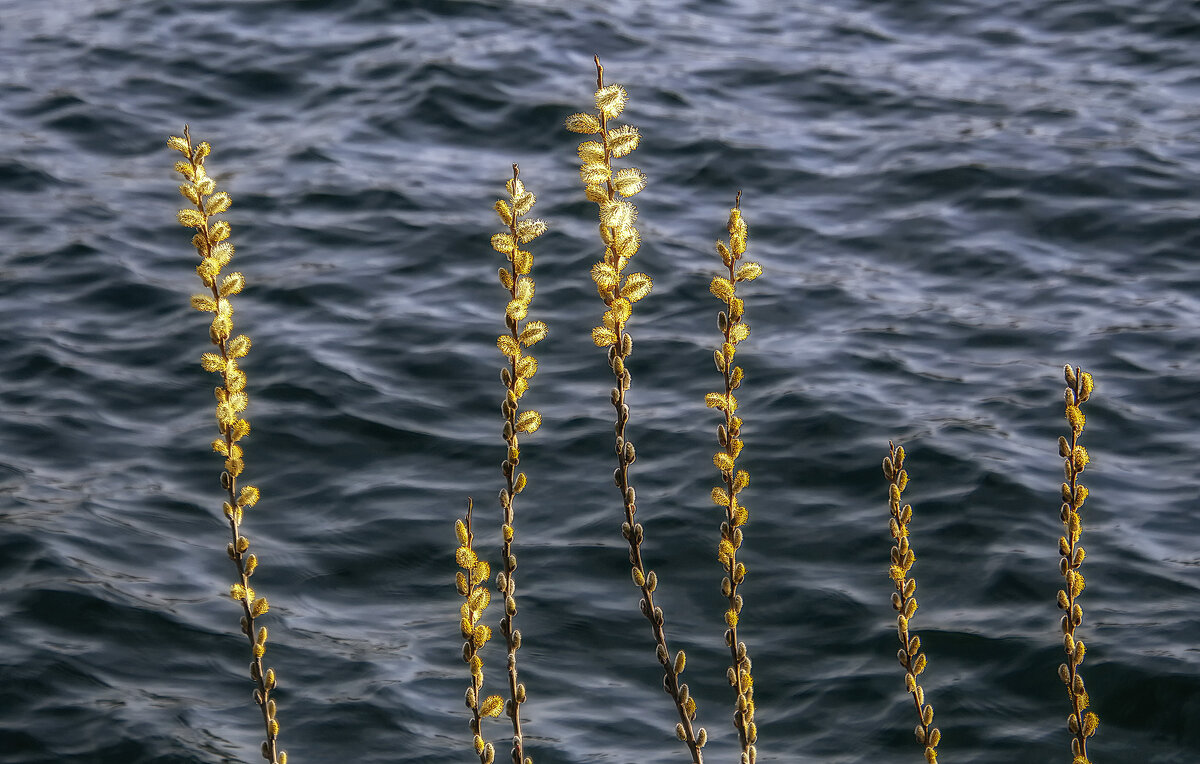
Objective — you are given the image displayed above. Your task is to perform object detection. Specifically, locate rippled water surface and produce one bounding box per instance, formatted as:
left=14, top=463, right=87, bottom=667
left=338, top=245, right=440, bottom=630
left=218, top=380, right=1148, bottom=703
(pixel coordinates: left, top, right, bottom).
left=3, top=1, right=1200, bottom=762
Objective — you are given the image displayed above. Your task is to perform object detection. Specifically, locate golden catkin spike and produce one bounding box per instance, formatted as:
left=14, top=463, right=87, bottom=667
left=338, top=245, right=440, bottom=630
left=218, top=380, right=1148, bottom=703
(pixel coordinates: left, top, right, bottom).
left=884, top=442, right=940, bottom=762
left=708, top=193, right=761, bottom=760
left=1059, top=366, right=1099, bottom=761
left=169, top=127, right=282, bottom=764
left=567, top=56, right=704, bottom=764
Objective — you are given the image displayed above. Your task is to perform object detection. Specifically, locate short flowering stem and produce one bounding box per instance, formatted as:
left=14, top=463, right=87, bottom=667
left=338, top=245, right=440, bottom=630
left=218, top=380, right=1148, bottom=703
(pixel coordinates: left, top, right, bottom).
left=1058, top=365, right=1098, bottom=762
left=884, top=443, right=940, bottom=764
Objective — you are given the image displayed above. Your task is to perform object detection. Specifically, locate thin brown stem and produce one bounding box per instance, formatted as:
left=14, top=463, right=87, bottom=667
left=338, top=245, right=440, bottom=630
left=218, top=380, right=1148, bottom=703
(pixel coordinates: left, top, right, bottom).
left=499, top=163, right=529, bottom=764
left=885, top=442, right=940, bottom=763
left=1057, top=365, right=1098, bottom=762
left=174, top=126, right=281, bottom=764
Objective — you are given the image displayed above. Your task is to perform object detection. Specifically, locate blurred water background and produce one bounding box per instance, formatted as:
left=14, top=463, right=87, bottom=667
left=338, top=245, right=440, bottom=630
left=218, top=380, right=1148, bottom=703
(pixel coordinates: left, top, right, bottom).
left=2, top=0, right=1200, bottom=762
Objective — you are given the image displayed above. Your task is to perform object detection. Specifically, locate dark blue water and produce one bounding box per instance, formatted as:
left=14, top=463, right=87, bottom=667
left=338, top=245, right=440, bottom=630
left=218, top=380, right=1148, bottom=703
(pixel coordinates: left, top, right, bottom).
left=2, top=1, right=1199, bottom=762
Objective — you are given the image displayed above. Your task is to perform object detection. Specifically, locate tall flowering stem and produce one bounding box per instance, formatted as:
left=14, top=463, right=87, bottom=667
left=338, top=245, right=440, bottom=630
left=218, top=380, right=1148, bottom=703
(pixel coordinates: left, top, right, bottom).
left=565, top=57, right=706, bottom=763
left=1057, top=365, right=1099, bottom=764
left=490, top=165, right=546, bottom=764
left=169, top=127, right=285, bottom=764
left=705, top=194, right=762, bottom=764
left=884, top=442, right=940, bottom=764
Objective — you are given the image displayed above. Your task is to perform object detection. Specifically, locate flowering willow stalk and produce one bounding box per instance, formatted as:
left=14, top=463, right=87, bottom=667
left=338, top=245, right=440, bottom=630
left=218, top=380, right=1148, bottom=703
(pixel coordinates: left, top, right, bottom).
left=566, top=57, right=706, bottom=763
left=488, top=165, right=545, bottom=764
left=884, top=443, right=940, bottom=764
left=456, top=499, right=502, bottom=764
left=705, top=194, right=762, bottom=764
left=1057, top=365, right=1099, bottom=764
left=169, top=127, right=285, bottom=764
left=455, top=167, right=546, bottom=764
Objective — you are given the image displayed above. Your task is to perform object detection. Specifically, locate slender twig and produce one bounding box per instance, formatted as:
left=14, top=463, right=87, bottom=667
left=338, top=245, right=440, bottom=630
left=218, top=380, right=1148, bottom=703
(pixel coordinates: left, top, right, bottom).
left=170, top=127, right=284, bottom=764
left=1057, top=365, right=1099, bottom=763
left=705, top=193, right=763, bottom=764
left=491, top=164, right=546, bottom=764
left=566, top=56, right=705, bottom=763
left=884, top=442, right=940, bottom=764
